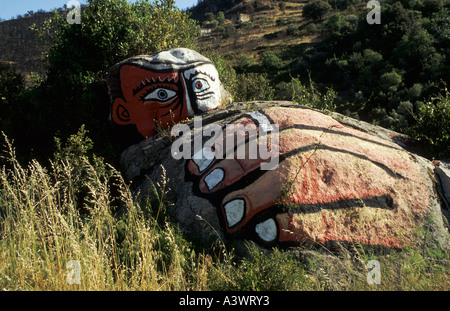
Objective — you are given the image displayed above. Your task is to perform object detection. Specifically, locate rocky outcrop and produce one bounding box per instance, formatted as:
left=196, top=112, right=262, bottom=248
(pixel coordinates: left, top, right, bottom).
left=120, top=101, right=450, bottom=251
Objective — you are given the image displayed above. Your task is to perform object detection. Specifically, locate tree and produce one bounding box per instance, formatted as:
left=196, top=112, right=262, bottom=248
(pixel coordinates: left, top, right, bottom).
left=216, top=11, right=225, bottom=24
left=18, top=0, right=200, bottom=163
left=302, top=0, right=332, bottom=22
left=0, top=64, right=25, bottom=136
left=261, top=52, right=284, bottom=72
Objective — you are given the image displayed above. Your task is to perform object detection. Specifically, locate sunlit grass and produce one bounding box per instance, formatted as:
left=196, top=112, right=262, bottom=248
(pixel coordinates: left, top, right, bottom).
left=0, top=129, right=448, bottom=291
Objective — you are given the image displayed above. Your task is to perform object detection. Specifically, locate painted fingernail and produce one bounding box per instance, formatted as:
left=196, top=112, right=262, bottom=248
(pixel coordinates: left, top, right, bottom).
left=193, top=147, right=215, bottom=172
left=204, top=168, right=224, bottom=191
left=247, top=111, right=274, bottom=132
left=255, top=218, right=277, bottom=242
left=224, top=199, right=245, bottom=228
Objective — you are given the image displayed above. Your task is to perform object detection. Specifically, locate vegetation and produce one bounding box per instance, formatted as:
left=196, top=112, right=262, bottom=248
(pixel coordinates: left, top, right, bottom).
left=302, top=0, right=332, bottom=22
left=0, top=10, right=50, bottom=77
left=1, top=0, right=199, bottom=165
left=198, top=0, right=450, bottom=159
left=0, top=130, right=448, bottom=291
left=0, top=0, right=449, bottom=291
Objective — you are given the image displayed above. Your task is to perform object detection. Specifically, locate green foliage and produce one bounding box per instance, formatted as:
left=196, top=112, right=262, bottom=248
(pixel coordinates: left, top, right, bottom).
left=216, top=11, right=226, bottom=24
left=261, top=52, right=284, bottom=72
left=323, top=13, right=358, bottom=36
left=203, top=20, right=219, bottom=29
left=208, top=245, right=311, bottom=291
left=37, top=0, right=199, bottom=83
left=7, top=0, right=199, bottom=165
left=303, top=0, right=332, bottom=22
left=0, top=64, right=25, bottom=137
left=236, top=55, right=256, bottom=73
left=203, top=50, right=237, bottom=102
left=233, top=73, right=274, bottom=102
left=285, top=1, right=450, bottom=157
left=204, top=12, right=215, bottom=22
left=380, top=71, right=403, bottom=92
left=290, top=77, right=337, bottom=111
left=409, top=88, right=450, bottom=159
left=286, top=24, right=300, bottom=36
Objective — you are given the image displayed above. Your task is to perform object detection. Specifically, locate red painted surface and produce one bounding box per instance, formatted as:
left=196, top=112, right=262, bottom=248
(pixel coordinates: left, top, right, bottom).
left=112, top=65, right=187, bottom=138
left=188, top=107, right=430, bottom=247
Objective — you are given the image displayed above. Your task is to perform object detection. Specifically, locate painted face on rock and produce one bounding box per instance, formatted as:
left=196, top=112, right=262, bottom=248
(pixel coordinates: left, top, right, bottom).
left=110, top=53, right=223, bottom=138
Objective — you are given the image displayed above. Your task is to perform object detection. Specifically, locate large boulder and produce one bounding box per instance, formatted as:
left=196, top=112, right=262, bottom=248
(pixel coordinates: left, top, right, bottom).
left=120, top=101, right=450, bottom=251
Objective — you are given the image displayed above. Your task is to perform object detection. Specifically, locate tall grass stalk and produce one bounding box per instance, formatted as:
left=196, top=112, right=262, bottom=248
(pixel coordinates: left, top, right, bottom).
left=0, top=130, right=448, bottom=291
left=0, top=132, right=210, bottom=290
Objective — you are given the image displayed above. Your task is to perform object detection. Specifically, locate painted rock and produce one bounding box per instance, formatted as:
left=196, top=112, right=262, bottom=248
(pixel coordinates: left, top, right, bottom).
left=107, top=48, right=230, bottom=138
left=121, top=102, right=450, bottom=250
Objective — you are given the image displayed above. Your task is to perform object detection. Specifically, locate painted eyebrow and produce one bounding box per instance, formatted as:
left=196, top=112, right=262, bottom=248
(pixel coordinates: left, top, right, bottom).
left=132, top=75, right=179, bottom=96
left=190, top=69, right=216, bottom=82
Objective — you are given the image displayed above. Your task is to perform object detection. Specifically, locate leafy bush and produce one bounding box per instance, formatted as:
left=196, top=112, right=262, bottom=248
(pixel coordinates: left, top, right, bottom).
left=233, top=73, right=274, bottom=102
left=9, top=0, right=200, bottom=164
left=290, top=77, right=336, bottom=111
left=303, top=0, right=332, bottom=22
left=286, top=24, right=301, bottom=36
left=0, top=64, right=25, bottom=139
left=323, top=13, right=358, bottom=36
left=208, top=245, right=312, bottom=291
left=261, top=52, right=284, bottom=72
left=409, top=88, right=450, bottom=159
left=380, top=71, right=403, bottom=92
left=236, top=55, right=256, bottom=73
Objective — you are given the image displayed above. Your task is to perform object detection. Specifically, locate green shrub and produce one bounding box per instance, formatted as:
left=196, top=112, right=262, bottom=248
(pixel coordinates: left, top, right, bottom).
left=380, top=71, right=403, bottom=92
left=216, top=11, right=226, bottom=24
left=15, top=0, right=200, bottom=164
left=261, top=52, right=284, bottom=72
left=202, top=51, right=238, bottom=102
left=233, top=73, right=274, bottom=102
left=240, top=21, right=254, bottom=29
left=303, top=0, right=332, bottom=22
left=286, top=24, right=301, bottom=36
left=290, top=77, right=337, bottom=111
left=300, top=23, right=320, bottom=35
left=203, top=20, right=219, bottom=29
left=409, top=88, right=450, bottom=158
left=208, top=244, right=312, bottom=291
left=0, top=64, right=25, bottom=138
left=236, top=55, right=256, bottom=73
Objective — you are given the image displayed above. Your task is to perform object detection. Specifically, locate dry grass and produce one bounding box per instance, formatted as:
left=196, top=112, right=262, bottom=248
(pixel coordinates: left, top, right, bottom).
left=0, top=130, right=448, bottom=291
left=0, top=132, right=211, bottom=291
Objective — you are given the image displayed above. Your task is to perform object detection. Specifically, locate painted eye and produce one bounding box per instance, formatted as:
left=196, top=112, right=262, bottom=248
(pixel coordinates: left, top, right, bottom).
left=144, top=88, right=177, bottom=102
left=192, top=79, right=210, bottom=93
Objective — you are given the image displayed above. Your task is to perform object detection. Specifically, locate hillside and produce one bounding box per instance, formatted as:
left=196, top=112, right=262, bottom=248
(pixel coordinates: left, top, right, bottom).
left=0, top=0, right=359, bottom=78
left=195, top=0, right=315, bottom=59
left=0, top=11, right=53, bottom=78
left=1, top=0, right=449, bottom=160
left=192, top=0, right=366, bottom=61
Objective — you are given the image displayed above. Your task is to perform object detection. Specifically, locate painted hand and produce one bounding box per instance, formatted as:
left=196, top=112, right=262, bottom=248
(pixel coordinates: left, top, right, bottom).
left=186, top=107, right=426, bottom=247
